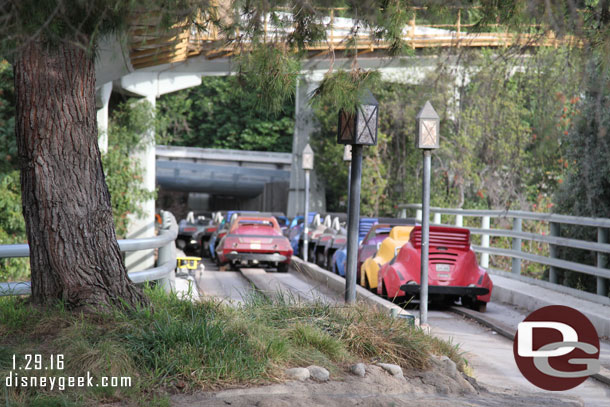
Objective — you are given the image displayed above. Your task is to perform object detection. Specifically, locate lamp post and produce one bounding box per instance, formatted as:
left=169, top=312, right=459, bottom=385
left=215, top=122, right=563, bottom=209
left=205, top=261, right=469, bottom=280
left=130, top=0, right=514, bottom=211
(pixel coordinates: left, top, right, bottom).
left=302, top=144, right=314, bottom=262
left=338, top=89, right=379, bottom=304
left=415, top=101, right=440, bottom=325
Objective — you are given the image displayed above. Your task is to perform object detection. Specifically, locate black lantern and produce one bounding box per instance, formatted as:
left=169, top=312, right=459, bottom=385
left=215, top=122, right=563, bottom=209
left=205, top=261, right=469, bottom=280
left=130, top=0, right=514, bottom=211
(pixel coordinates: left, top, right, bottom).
left=415, top=101, right=440, bottom=149
left=337, top=89, right=379, bottom=146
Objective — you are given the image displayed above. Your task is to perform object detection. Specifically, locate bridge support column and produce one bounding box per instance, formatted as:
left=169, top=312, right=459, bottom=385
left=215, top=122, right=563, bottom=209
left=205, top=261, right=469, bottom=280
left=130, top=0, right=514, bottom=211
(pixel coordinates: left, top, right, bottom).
left=118, top=71, right=202, bottom=272
left=287, top=76, right=326, bottom=218
left=125, top=93, right=157, bottom=272
left=96, top=81, right=113, bottom=154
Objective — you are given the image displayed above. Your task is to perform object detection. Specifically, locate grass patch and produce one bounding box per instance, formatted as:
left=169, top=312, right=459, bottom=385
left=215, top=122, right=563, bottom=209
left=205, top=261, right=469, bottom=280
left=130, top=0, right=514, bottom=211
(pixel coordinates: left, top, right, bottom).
left=0, top=286, right=466, bottom=406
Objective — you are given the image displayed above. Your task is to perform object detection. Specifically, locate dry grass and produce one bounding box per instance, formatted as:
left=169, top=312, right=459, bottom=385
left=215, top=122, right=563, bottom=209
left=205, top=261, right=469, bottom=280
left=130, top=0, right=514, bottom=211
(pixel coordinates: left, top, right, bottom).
left=0, top=286, right=466, bottom=406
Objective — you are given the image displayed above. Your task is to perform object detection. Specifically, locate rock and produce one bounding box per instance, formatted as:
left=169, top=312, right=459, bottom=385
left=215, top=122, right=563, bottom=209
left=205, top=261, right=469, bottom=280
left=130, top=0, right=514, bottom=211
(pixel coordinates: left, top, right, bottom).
left=284, top=367, right=310, bottom=381
left=439, top=356, right=458, bottom=379
left=428, top=355, right=476, bottom=394
left=377, top=363, right=404, bottom=378
left=430, top=355, right=458, bottom=379
left=350, top=363, right=366, bottom=377
left=307, top=365, right=330, bottom=382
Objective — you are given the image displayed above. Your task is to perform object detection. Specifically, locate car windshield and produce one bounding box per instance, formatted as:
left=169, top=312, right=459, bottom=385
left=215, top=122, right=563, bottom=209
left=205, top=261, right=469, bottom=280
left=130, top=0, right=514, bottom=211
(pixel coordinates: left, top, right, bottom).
left=238, top=220, right=272, bottom=226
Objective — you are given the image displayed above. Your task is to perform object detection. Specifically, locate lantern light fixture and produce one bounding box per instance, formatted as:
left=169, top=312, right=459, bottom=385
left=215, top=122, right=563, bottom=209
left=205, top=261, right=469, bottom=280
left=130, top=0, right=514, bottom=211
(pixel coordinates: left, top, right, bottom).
left=337, top=89, right=379, bottom=146
left=302, top=144, right=314, bottom=170
left=415, top=101, right=440, bottom=150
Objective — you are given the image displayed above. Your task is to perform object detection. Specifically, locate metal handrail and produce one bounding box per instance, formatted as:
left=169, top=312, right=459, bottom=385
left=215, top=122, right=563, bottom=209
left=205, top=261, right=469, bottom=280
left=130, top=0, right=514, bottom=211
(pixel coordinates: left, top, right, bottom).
left=0, top=211, right=178, bottom=296
left=398, top=203, right=610, bottom=298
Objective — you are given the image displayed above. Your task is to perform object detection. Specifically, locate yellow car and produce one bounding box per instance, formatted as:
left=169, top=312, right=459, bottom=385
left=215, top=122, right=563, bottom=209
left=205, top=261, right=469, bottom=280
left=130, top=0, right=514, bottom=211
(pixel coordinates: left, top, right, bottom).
left=360, top=226, right=413, bottom=290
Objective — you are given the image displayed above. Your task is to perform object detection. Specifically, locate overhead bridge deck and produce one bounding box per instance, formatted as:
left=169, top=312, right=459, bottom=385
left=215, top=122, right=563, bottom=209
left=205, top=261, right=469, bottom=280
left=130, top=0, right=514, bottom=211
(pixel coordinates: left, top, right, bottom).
left=155, top=145, right=291, bottom=197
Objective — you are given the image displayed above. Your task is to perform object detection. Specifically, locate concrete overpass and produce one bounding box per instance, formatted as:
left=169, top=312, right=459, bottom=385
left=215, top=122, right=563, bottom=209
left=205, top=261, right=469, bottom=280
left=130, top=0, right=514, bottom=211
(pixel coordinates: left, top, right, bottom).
left=155, top=145, right=296, bottom=213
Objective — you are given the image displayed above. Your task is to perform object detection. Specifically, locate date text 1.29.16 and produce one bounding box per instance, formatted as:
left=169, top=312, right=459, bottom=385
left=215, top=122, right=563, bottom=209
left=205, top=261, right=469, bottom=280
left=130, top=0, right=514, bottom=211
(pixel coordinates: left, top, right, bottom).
left=12, top=354, right=64, bottom=371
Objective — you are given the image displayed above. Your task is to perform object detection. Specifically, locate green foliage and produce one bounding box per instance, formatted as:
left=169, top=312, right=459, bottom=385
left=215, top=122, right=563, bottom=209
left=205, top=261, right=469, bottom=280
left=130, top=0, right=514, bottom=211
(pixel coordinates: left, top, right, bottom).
left=311, top=69, right=453, bottom=215
left=103, top=100, right=156, bottom=238
left=236, top=44, right=301, bottom=115
left=312, top=48, right=584, bottom=216
left=159, top=75, right=295, bottom=151
left=0, top=172, right=29, bottom=282
left=372, top=0, right=414, bottom=55
left=456, top=52, right=532, bottom=208
left=312, top=69, right=381, bottom=114
left=555, top=56, right=610, bottom=218
left=0, top=60, right=16, bottom=173
left=0, top=61, right=29, bottom=281
left=552, top=53, right=610, bottom=295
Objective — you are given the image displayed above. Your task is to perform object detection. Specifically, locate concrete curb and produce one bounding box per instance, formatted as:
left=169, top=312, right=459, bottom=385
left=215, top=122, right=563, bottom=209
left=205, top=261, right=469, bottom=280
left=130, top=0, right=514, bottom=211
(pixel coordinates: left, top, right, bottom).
left=290, top=257, right=419, bottom=325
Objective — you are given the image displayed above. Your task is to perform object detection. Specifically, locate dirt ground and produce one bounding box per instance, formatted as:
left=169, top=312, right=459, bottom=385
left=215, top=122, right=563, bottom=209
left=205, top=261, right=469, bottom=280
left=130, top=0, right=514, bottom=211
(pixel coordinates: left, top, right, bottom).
left=170, top=363, right=583, bottom=407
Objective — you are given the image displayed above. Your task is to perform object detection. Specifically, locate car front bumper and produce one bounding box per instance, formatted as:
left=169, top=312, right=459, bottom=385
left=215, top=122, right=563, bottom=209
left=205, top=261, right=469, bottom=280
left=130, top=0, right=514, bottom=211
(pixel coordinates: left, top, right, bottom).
left=225, top=252, right=288, bottom=263
left=399, top=284, right=489, bottom=297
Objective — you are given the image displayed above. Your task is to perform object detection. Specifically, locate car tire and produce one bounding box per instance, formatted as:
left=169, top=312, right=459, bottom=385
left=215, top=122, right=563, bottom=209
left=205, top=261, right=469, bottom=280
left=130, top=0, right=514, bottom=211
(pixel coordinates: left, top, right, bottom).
left=277, top=262, right=289, bottom=273
left=475, top=301, right=487, bottom=313
left=317, top=251, right=325, bottom=268
left=362, top=274, right=369, bottom=290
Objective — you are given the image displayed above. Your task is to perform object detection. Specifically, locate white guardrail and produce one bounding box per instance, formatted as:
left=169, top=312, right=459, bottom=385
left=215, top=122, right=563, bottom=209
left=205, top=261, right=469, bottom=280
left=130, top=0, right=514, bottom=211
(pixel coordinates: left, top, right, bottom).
left=0, top=211, right=178, bottom=296
left=398, top=204, right=610, bottom=300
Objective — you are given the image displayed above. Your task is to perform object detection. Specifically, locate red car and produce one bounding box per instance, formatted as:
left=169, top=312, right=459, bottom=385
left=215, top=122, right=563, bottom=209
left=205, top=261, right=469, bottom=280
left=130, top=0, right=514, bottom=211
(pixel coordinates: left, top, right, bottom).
left=216, top=216, right=293, bottom=272
left=377, top=226, right=493, bottom=312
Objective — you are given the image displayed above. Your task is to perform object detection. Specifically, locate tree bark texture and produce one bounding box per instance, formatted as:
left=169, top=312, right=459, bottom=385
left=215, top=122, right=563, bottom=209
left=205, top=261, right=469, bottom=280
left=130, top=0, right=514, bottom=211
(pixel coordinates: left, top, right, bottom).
left=14, top=41, right=147, bottom=310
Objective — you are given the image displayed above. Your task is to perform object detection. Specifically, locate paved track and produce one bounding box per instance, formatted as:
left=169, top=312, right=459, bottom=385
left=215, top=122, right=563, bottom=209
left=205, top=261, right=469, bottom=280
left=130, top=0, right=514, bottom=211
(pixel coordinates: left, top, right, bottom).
left=193, top=258, right=255, bottom=304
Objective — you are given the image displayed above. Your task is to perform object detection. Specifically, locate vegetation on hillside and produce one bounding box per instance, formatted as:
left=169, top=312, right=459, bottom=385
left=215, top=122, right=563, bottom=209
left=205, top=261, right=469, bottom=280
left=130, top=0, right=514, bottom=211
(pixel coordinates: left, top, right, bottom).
left=310, top=48, right=582, bottom=217
left=0, top=286, right=465, bottom=406
left=157, top=76, right=294, bottom=152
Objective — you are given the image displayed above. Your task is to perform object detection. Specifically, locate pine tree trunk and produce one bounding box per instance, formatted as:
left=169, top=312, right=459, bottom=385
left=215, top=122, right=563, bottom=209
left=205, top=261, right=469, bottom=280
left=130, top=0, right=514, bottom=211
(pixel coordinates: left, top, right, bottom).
left=14, top=41, right=148, bottom=311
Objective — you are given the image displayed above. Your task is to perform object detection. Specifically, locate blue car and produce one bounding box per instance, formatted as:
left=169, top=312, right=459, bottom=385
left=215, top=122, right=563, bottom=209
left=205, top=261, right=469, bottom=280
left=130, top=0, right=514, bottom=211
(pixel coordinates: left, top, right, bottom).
left=331, top=217, right=378, bottom=277
left=288, top=212, right=317, bottom=256
left=332, top=246, right=347, bottom=276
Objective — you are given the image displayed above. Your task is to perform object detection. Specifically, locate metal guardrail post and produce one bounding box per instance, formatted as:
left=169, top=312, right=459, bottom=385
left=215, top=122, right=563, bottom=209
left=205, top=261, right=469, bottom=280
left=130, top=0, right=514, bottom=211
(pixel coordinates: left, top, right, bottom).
left=598, top=227, right=609, bottom=296
left=481, top=216, right=490, bottom=268
left=399, top=208, right=407, bottom=218
left=549, top=222, right=560, bottom=284
left=157, top=211, right=176, bottom=293
left=455, top=214, right=463, bottom=227
left=433, top=213, right=441, bottom=224
left=415, top=209, right=422, bottom=222
left=512, top=217, right=522, bottom=274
